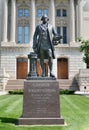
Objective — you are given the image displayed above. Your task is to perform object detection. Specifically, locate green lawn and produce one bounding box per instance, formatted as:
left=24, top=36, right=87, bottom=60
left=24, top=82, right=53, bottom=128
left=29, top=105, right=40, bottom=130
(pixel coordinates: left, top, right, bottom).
left=0, top=94, right=89, bottom=130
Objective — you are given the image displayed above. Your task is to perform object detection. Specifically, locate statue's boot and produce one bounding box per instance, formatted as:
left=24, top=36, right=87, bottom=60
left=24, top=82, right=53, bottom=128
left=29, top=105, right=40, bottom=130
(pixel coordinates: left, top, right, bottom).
left=50, top=72, right=55, bottom=77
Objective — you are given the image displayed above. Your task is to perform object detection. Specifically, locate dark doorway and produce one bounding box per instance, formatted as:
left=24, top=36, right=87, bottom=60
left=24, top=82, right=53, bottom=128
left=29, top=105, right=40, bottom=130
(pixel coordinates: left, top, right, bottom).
left=57, top=58, right=68, bottom=79
left=17, top=57, right=28, bottom=79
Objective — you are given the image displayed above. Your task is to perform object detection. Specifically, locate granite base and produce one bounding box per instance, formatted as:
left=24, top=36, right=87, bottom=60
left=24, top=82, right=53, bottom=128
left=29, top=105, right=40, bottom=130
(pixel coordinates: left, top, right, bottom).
left=18, top=80, right=64, bottom=125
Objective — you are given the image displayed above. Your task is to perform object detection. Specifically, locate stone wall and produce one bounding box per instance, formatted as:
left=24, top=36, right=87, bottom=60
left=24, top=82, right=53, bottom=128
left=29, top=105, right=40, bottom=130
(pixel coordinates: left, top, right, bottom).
left=0, top=47, right=31, bottom=79
left=79, top=69, right=89, bottom=91
left=55, top=46, right=84, bottom=79
left=0, top=68, right=9, bottom=91
left=0, top=45, right=84, bottom=80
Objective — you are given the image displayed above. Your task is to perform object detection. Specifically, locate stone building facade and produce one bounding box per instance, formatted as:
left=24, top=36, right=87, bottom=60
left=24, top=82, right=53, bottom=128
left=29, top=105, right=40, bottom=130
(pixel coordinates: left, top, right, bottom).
left=0, top=0, right=89, bottom=90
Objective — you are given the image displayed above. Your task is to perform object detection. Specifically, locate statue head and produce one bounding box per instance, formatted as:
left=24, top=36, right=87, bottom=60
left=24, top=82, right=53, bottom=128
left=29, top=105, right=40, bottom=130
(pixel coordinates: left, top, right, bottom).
left=41, top=15, right=49, bottom=23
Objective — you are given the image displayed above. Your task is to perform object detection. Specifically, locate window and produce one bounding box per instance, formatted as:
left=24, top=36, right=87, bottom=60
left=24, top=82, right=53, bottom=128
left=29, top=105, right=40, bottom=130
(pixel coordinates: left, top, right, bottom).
left=62, top=9, right=67, bottom=17
left=63, top=27, right=67, bottom=43
left=24, top=9, right=29, bottom=17
left=57, top=27, right=61, bottom=35
left=37, top=9, right=48, bottom=17
left=18, top=9, right=23, bottom=17
left=17, top=6, right=30, bottom=44
left=43, top=9, right=48, bottom=16
left=56, top=9, right=67, bottom=17
left=18, top=27, right=23, bottom=43
left=18, top=9, right=29, bottom=17
left=17, top=27, right=29, bottom=44
left=57, top=26, right=67, bottom=44
left=37, top=9, right=42, bottom=17
left=56, top=9, right=61, bottom=17
left=24, top=27, right=29, bottom=43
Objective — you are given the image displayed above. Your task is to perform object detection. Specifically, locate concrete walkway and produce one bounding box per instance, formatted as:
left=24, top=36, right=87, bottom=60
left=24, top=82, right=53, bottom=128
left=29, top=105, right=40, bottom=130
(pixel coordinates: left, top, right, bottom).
left=0, top=91, right=8, bottom=95
left=75, top=91, right=89, bottom=96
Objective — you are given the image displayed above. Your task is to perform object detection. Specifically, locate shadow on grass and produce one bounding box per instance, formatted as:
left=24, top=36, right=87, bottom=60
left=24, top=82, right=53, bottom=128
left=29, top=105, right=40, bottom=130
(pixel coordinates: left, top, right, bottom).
left=0, top=117, right=18, bottom=125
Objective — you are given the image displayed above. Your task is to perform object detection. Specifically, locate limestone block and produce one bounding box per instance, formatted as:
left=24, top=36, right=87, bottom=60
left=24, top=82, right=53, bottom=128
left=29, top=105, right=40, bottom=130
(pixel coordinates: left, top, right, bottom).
left=79, top=69, right=89, bottom=91
left=0, top=68, right=9, bottom=91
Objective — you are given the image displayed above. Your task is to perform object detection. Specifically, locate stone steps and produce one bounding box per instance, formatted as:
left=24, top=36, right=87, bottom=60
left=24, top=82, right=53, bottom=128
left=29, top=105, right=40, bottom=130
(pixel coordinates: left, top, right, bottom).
left=6, top=79, right=79, bottom=91
left=58, top=79, right=79, bottom=90
left=6, top=79, right=24, bottom=90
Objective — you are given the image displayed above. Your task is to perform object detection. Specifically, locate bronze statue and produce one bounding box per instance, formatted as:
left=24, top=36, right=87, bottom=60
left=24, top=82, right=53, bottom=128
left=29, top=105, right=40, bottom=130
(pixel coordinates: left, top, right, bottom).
left=33, top=15, right=62, bottom=77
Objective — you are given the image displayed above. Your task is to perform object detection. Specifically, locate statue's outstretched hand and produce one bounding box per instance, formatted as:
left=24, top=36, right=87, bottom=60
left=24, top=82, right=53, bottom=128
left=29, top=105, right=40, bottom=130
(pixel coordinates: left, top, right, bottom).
left=52, top=35, right=62, bottom=46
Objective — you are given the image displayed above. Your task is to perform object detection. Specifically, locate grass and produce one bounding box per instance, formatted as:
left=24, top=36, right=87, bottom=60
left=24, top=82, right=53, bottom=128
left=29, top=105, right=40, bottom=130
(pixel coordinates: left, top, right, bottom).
left=0, top=94, right=89, bottom=130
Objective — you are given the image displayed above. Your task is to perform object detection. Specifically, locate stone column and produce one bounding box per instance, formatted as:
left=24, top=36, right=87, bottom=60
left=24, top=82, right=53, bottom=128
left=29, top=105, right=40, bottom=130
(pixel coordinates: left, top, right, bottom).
left=77, top=0, right=83, bottom=38
left=2, top=0, right=8, bottom=42
left=70, top=0, right=75, bottom=43
left=10, top=0, right=16, bottom=42
left=29, top=0, right=35, bottom=44
left=49, top=0, right=55, bottom=27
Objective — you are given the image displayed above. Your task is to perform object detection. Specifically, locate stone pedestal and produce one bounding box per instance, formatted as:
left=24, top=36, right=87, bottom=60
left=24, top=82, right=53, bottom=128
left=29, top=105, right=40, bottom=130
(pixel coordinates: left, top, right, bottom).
left=18, top=80, right=64, bottom=125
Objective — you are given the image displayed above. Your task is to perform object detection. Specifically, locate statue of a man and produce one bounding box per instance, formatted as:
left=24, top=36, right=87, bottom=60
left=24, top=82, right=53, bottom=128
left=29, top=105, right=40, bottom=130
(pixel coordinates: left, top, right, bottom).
left=33, top=15, right=60, bottom=77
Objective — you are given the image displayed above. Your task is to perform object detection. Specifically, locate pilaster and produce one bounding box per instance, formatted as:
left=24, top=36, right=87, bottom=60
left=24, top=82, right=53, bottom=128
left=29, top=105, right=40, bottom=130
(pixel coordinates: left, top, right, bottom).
left=2, top=0, right=8, bottom=42
left=77, top=0, right=83, bottom=38
left=49, top=0, right=55, bottom=27
left=10, top=0, right=16, bottom=42
left=29, top=0, right=36, bottom=44
left=69, top=0, right=75, bottom=43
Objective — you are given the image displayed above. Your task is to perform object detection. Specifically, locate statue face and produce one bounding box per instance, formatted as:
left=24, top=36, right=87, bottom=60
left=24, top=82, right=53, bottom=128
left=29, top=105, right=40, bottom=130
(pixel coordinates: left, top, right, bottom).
left=42, top=17, right=48, bottom=24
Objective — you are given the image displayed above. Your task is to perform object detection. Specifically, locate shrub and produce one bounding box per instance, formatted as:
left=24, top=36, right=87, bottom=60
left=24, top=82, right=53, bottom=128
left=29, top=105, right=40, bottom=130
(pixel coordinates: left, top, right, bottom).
left=9, top=90, right=23, bottom=95
left=78, top=37, right=89, bottom=68
left=60, top=89, right=75, bottom=95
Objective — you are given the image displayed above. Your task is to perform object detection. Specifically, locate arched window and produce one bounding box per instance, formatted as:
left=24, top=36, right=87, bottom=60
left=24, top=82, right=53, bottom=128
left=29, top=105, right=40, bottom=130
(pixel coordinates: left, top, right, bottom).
left=17, top=6, right=30, bottom=44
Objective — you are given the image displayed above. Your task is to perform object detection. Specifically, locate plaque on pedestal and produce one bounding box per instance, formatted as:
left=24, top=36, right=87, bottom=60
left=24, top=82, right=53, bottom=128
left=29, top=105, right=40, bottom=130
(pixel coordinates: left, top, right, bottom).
left=18, top=80, right=64, bottom=125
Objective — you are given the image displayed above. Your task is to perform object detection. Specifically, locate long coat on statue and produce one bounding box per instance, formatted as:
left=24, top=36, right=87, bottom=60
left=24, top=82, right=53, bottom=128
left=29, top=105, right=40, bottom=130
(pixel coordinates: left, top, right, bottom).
left=33, top=23, right=57, bottom=59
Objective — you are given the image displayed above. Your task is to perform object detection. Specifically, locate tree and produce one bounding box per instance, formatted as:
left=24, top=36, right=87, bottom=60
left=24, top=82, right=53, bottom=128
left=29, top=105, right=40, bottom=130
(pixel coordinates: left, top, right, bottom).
left=78, top=38, right=89, bottom=68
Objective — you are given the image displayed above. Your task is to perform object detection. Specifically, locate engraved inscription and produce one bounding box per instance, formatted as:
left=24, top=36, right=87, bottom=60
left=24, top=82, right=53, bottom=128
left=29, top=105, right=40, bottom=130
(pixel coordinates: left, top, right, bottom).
left=28, top=88, right=56, bottom=93
left=30, top=83, right=50, bottom=87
